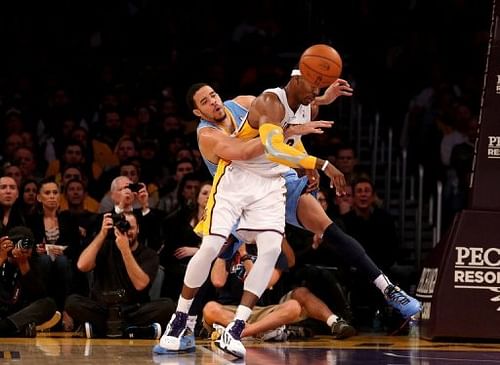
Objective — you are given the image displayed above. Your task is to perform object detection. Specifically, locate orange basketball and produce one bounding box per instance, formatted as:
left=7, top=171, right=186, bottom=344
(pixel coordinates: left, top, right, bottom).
left=299, top=44, right=342, bottom=88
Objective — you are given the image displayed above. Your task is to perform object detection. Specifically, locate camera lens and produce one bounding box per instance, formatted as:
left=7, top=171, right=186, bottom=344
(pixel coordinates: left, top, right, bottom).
left=111, top=213, right=131, bottom=233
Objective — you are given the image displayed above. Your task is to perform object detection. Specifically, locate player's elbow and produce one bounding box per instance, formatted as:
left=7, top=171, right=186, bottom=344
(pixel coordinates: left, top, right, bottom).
left=263, top=143, right=280, bottom=161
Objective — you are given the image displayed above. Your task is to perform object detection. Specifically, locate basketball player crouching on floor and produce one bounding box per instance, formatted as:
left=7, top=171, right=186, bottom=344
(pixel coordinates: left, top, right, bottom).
left=203, top=240, right=356, bottom=341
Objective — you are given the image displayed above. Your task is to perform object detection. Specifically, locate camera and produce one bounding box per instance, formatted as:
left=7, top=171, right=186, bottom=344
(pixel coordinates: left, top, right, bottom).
left=127, top=182, right=142, bottom=193
left=110, top=213, right=131, bottom=233
left=100, top=289, right=126, bottom=338
left=9, top=235, right=35, bottom=250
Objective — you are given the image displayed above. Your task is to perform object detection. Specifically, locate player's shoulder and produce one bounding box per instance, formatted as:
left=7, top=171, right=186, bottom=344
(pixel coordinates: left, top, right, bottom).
left=253, top=91, right=283, bottom=112
left=198, top=124, right=222, bottom=136
left=232, top=95, right=255, bottom=109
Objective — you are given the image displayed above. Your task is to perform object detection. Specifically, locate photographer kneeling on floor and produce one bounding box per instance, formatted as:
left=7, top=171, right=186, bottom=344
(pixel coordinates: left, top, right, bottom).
left=0, top=226, right=59, bottom=337
left=64, top=211, right=174, bottom=339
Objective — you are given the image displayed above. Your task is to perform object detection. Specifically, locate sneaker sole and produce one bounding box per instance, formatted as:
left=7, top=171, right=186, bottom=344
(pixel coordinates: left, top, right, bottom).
left=401, top=303, right=422, bottom=319
left=214, top=339, right=245, bottom=358
left=152, top=344, right=196, bottom=354
left=85, top=323, right=93, bottom=339
left=334, top=326, right=357, bottom=340
left=36, top=311, right=62, bottom=331
left=152, top=323, right=162, bottom=340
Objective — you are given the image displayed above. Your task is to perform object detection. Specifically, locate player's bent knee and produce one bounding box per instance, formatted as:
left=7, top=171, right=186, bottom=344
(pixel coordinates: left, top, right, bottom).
left=203, top=301, right=221, bottom=323
left=291, top=286, right=312, bottom=302
left=282, top=299, right=302, bottom=321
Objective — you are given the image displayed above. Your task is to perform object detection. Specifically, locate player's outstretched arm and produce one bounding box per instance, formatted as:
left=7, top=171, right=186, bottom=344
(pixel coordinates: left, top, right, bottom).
left=313, top=78, right=353, bottom=106
left=199, top=128, right=264, bottom=162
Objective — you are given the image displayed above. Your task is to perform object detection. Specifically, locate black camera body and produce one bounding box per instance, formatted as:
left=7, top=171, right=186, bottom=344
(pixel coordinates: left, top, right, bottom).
left=9, top=235, right=35, bottom=250
left=110, top=213, right=131, bottom=233
left=100, top=289, right=127, bottom=338
left=128, top=182, right=142, bottom=193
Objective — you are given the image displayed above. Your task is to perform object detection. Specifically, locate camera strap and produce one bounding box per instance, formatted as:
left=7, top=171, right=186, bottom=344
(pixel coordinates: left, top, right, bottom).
left=0, top=263, right=21, bottom=305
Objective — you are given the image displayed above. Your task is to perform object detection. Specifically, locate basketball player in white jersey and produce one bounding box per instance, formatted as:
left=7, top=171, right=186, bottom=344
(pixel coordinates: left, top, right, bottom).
left=155, top=72, right=420, bottom=358
left=153, top=85, right=346, bottom=358
left=186, top=78, right=420, bottom=331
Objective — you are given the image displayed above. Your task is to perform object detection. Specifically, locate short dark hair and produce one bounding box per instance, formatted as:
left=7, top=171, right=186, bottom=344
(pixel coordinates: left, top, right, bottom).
left=351, top=176, right=374, bottom=191
left=65, top=178, right=86, bottom=192
left=186, top=83, right=209, bottom=111
left=335, top=142, right=356, bottom=157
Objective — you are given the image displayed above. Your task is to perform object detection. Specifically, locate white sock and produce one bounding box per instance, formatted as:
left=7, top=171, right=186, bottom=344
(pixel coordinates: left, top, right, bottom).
left=176, top=296, right=194, bottom=313
left=234, top=305, right=252, bottom=322
left=187, top=315, right=197, bottom=331
left=326, top=314, right=339, bottom=327
left=373, top=274, right=392, bottom=293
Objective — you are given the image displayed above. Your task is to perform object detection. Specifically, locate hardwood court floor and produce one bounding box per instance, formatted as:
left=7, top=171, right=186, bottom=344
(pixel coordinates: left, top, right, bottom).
left=1, top=332, right=500, bottom=364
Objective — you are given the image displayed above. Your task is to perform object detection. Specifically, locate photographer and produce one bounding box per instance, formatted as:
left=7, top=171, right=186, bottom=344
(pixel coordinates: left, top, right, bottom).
left=64, top=211, right=174, bottom=338
left=0, top=229, right=58, bottom=337
left=94, top=176, right=163, bottom=251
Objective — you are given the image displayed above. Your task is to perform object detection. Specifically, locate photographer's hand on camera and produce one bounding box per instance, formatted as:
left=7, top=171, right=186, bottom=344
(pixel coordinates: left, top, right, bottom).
left=114, top=227, right=131, bottom=254
left=135, top=183, right=150, bottom=213
left=0, top=236, right=13, bottom=263
left=100, top=212, right=114, bottom=237
left=11, top=246, right=32, bottom=274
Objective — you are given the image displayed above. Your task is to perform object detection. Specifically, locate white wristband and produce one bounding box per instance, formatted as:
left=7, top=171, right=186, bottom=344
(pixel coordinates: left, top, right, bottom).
left=321, top=160, right=329, bottom=171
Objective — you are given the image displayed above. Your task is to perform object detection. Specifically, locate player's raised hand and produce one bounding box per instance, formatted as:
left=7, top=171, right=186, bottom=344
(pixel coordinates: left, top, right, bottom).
left=285, top=121, right=333, bottom=138
left=314, top=79, right=353, bottom=105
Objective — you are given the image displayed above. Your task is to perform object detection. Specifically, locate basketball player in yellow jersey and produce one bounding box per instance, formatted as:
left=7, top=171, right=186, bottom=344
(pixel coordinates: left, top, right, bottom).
left=154, top=83, right=344, bottom=358
left=207, top=70, right=419, bottom=353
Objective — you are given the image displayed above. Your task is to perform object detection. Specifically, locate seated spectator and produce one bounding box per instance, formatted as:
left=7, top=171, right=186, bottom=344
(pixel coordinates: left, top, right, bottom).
left=0, top=229, right=59, bottom=337
left=120, top=159, right=160, bottom=208
left=13, top=147, right=42, bottom=183
left=94, top=108, right=124, bottom=151
left=0, top=176, right=27, bottom=235
left=97, top=136, right=140, bottom=198
left=160, top=177, right=207, bottom=299
left=339, top=177, right=400, bottom=330
left=332, top=143, right=367, bottom=186
left=99, top=159, right=159, bottom=212
left=2, top=133, right=24, bottom=167
left=28, top=178, right=82, bottom=315
left=64, top=212, right=175, bottom=338
left=3, top=162, right=23, bottom=188
left=58, top=165, right=100, bottom=212
left=70, top=126, right=119, bottom=174
left=62, top=178, right=99, bottom=241
left=137, top=139, right=164, bottom=193
left=203, top=241, right=355, bottom=341
left=18, top=179, right=39, bottom=219
left=157, top=158, right=194, bottom=215
left=45, top=140, right=103, bottom=184
left=41, top=115, right=79, bottom=164
left=95, top=176, right=164, bottom=251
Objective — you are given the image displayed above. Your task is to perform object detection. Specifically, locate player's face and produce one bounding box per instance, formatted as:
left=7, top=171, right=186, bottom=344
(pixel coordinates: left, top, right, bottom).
left=193, top=86, right=226, bottom=122
left=297, top=77, right=321, bottom=105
